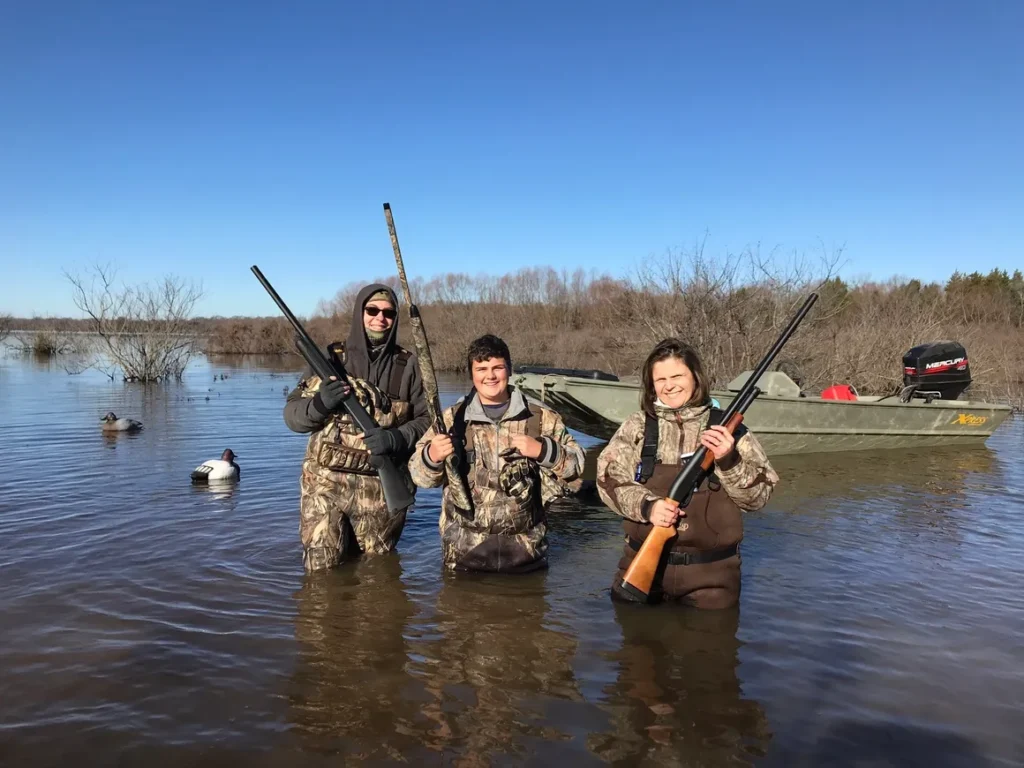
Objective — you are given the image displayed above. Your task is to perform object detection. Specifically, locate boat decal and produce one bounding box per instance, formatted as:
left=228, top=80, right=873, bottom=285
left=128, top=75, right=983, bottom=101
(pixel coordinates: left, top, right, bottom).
left=907, top=357, right=969, bottom=375
left=952, top=413, right=987, bottom=426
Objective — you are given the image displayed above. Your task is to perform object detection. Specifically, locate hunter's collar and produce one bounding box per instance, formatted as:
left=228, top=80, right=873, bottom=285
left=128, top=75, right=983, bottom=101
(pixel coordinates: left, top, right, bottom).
left=464, top=386, right=530, bottom=424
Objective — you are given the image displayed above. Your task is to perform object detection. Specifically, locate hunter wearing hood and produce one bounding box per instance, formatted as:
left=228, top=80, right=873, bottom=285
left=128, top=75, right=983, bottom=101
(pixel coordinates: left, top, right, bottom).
left=284, top=283, right=430, bottom=572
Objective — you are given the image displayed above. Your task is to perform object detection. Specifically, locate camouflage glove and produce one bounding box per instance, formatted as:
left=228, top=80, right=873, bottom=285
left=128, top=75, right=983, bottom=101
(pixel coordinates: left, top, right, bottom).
left=499, top=449, right=535, bottom=507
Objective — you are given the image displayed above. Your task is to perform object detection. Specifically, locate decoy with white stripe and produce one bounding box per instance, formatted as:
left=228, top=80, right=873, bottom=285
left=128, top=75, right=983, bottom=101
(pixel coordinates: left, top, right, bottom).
left=190, top=449, right=240, bottom=483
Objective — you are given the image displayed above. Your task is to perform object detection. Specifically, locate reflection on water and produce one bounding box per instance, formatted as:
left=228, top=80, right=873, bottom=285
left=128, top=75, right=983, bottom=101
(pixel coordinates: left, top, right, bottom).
left=189, top=481, right=241, bottom=503
left=289, top=556, right=424, bottom=761
left=773, top=445, right=1000, bottom=503
left=0, top=353, right=1021, bottom=767
left=590, top=605, right=770, bottom=765
left=290, top=564, right=598, bottom=764
left=417, top=573, right=593, bottom=765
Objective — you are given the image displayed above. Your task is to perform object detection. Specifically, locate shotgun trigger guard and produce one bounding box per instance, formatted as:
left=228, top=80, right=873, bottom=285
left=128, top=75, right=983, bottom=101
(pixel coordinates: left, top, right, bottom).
left=678, top=485, right=696, bottom=508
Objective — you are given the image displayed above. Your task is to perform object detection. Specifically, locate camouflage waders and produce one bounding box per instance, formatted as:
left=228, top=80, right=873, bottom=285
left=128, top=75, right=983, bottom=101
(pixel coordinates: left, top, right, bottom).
left=297, top=374, right=414, bottom=572
left=596, top=404, right=779, bottom=608
left=409, top=387, right=584, bottom=573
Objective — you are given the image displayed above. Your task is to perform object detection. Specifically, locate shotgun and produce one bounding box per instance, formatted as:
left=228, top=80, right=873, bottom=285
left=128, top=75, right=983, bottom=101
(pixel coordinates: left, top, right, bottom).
left=251, top=264, right=415, bottom=514
left=383, top=203, right=474, bottom=516
left=618, top=292, right=819, bottom=603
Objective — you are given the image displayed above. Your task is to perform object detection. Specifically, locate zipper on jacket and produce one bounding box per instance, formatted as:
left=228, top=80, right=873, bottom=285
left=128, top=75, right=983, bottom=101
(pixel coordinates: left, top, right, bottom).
left=494, top=418, right=501, bottom=473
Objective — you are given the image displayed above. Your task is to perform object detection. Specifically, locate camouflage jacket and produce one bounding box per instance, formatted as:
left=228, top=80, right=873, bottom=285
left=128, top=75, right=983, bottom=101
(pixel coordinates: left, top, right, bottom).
left=409, top=386, right=584, bottom=572
left=596, top=404, right=779, bottom=523
left=291, top=374, right=415, bottom=512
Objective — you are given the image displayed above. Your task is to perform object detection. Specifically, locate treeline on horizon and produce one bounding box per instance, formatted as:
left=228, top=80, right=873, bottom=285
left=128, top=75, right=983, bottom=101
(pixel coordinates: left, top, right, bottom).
left=4, top=257, right=1023, bottom=410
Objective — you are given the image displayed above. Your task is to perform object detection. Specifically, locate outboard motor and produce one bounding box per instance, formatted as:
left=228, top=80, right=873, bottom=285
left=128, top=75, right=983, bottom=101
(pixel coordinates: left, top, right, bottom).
left=902, top=341, right=971, bottom=401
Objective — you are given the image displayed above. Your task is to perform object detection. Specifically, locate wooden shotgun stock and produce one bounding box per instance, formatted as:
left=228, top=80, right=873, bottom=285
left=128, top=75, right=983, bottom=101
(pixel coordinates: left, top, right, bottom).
left=618, top=411, right=747, bottom=602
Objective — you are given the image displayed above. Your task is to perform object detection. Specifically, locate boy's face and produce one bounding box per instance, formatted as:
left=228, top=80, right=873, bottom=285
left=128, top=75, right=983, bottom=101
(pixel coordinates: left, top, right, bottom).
left=472, top=357, right=510, bottom=403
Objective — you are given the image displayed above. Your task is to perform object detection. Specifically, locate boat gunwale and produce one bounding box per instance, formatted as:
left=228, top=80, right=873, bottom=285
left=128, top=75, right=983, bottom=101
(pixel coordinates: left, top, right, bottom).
left=513, top=372, right=1013, bottom=413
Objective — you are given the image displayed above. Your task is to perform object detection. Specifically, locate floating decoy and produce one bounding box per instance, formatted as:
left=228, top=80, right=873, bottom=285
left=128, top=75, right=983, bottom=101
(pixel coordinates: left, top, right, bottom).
left=100, top=412, right=143, bottom=432
left=190, top=449, right=240, bottom=483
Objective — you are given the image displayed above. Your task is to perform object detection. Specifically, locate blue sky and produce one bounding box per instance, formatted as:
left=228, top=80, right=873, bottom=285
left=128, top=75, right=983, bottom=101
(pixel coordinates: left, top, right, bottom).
left=1, top=1, right=1021, bottom=317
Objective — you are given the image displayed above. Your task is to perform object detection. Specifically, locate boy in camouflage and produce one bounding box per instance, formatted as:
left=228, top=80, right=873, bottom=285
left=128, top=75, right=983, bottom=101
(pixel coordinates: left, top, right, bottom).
left=597, top=338, right=779, bottom=608
left=409, top=335, right=584, bottom=573
left=284, top=284, right=430, bottom=572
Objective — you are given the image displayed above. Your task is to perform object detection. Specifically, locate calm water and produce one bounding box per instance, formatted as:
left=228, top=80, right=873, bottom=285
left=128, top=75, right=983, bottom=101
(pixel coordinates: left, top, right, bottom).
left=1, top=352, right=1022, bottom=767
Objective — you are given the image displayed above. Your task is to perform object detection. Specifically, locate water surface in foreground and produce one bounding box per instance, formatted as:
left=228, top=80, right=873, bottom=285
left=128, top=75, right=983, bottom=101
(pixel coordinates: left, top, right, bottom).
left=1, top=353, right=1021, bottom=766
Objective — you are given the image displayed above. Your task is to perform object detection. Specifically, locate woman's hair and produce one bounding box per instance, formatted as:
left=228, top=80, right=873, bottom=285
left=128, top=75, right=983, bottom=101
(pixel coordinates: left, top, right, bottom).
left=640, top=338, right=710, bottom=416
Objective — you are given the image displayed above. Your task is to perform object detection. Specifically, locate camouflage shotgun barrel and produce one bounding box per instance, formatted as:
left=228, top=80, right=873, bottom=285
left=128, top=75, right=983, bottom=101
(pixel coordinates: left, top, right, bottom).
left=382, top=203, right=475, bottom=516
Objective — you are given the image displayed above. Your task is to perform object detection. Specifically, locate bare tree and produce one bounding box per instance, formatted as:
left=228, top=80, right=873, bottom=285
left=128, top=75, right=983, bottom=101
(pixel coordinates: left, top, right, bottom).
left=607, top=238, right=848, bottom=385
left=64, top=264, right=204, bottom=382
left=314, top=282, right=361, bottom=318
left=290, top=247, right=1019, bottom=411
left=0, top=313, right=12, bottom=344
left=611, top=236, right=745, bottom=382
left=12, top=322, right=77, bottom=355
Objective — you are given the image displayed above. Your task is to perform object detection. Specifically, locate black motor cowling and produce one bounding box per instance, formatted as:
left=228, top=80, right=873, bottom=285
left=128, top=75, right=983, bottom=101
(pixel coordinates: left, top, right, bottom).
left=902, top=341, right=971, bottom=400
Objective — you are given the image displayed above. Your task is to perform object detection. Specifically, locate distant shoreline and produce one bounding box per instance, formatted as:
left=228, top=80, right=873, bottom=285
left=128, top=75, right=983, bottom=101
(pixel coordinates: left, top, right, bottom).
left=3, top=266, right=1022, bottom=412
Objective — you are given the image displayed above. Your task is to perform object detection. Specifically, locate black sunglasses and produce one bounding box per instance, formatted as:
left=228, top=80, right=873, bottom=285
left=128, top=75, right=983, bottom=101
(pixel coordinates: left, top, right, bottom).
left=365, top=306, right=397, bottom=320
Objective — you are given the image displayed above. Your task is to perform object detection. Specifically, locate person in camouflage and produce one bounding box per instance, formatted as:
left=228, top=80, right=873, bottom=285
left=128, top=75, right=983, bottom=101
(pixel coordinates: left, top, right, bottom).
left=283, top=284, right=430, bottom=572
left=409, top=334, right=584, bottom=573
left=597, top=338, right=779, bottom=608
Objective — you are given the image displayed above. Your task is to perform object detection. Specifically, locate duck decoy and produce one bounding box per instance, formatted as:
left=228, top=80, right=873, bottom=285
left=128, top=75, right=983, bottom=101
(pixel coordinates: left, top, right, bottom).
left=100, top=412, right=143, bottom=432
left=190, top=449, right=240, bottom=483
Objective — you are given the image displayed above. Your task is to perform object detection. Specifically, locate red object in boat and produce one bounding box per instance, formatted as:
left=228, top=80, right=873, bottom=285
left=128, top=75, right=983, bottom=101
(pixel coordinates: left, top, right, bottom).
left=821, top=384, right=857, bottom=401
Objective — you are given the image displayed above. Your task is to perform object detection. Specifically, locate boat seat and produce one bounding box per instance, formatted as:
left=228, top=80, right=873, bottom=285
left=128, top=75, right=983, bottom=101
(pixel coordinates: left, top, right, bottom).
left=726, top=371, right=802, bottom=398
left=822, top=384, right=858, bottom=401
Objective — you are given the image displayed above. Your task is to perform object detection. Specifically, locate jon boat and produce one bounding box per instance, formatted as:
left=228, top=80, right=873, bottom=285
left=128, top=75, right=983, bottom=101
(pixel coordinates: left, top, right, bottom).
left=512, top=367, right=1012, bottom=457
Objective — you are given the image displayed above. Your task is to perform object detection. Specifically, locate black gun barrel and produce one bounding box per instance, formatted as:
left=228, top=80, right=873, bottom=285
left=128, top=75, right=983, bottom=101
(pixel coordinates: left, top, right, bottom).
left=666, top=385, right=761, bottom=504
left=251, top=265, right=414, bottom=513
left=717, top=292, right=818, bottom=425
left=251, top=266, right=332, bottom=375
left=666, top=292, right=817, bottom=503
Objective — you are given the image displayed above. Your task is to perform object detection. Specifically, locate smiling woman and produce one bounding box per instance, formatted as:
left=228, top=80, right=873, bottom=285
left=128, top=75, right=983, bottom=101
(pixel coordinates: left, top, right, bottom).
left=596, top=337, right=779, bottom=609
left=646, top=340, right=708, bottom=411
